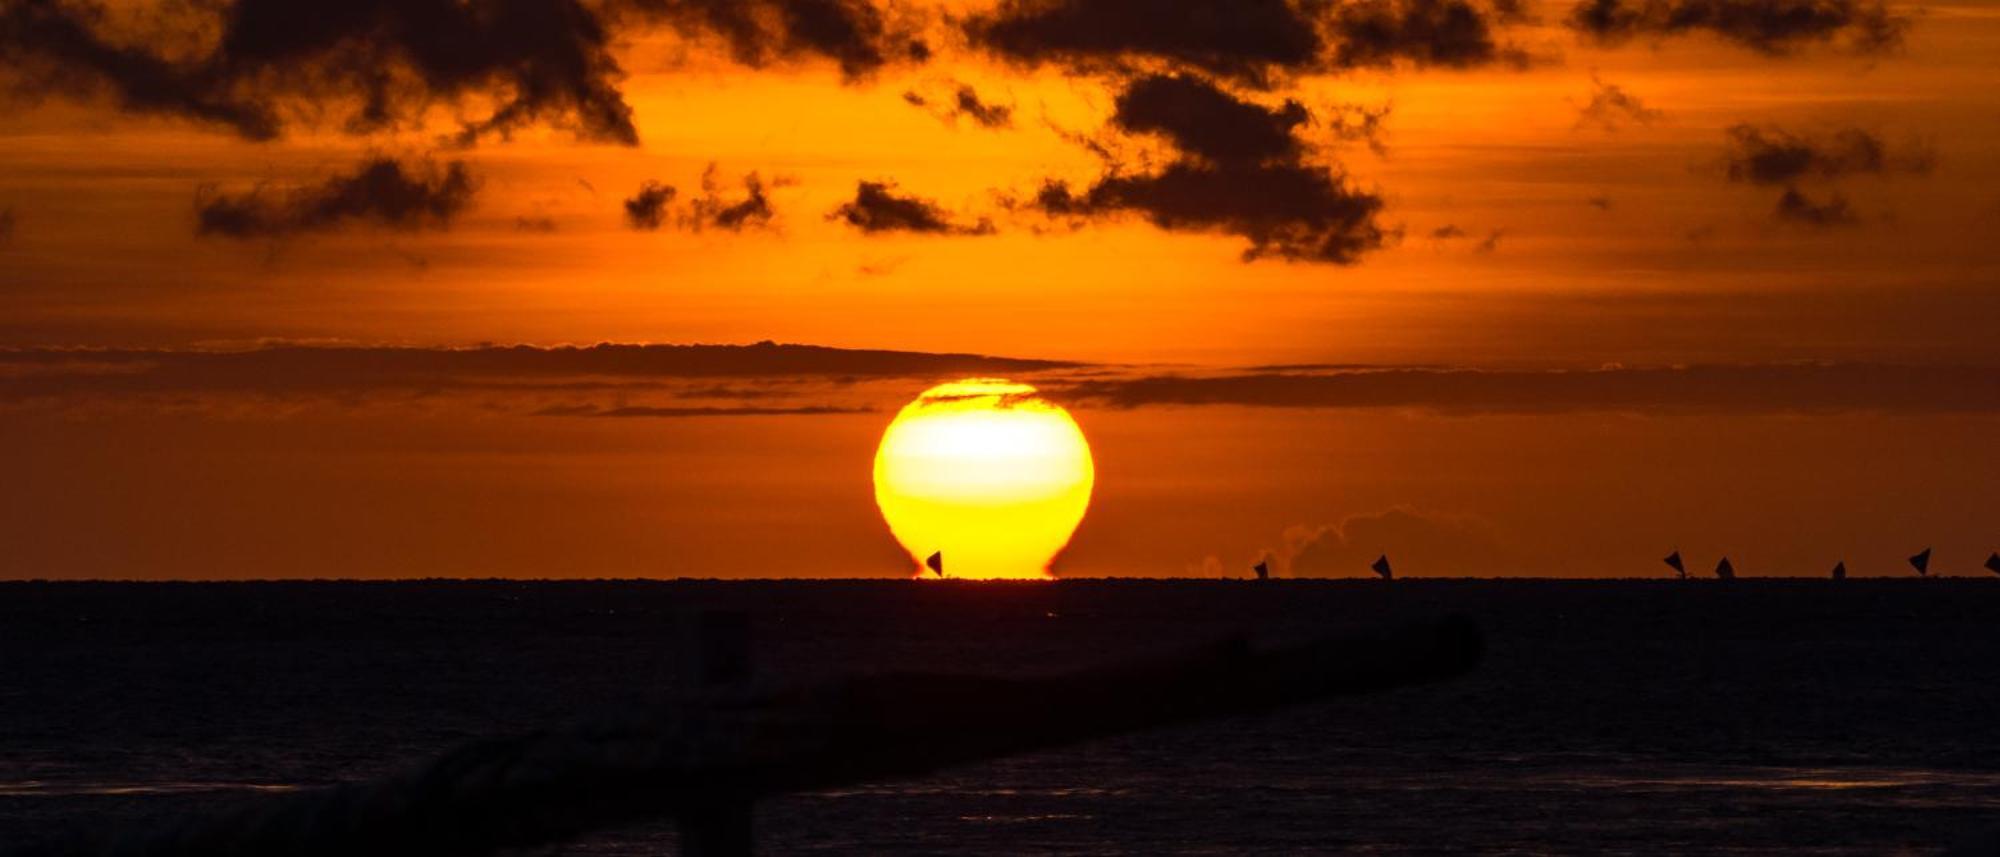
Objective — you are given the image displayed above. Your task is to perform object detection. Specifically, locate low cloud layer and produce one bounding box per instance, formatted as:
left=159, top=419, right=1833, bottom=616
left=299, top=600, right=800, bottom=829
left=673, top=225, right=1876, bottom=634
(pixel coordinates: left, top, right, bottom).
left=0, top=341, right=1078, bottom=408
left=533, top=403, right=871, bottom=417
left=1058, top=364, right=2000, bottom=415
left=195, top=157, right=477, bottom=238
left=1568, top=0, right=1908, bottom=54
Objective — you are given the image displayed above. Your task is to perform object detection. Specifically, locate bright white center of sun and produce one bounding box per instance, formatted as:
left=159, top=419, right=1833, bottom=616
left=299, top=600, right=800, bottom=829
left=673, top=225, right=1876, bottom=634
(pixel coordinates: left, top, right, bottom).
left=872, top=379, right=1094, bottom=580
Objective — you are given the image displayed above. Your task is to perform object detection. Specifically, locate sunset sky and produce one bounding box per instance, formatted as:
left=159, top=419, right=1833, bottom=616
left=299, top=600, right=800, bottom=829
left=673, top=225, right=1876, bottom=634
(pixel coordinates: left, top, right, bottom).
left=2, top=0, right=1996, bottom=579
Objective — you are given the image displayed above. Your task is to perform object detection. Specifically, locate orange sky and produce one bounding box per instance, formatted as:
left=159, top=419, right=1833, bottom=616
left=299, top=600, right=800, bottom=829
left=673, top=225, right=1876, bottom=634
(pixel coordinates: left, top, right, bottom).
left=1, top=0, right=1995, bottom=578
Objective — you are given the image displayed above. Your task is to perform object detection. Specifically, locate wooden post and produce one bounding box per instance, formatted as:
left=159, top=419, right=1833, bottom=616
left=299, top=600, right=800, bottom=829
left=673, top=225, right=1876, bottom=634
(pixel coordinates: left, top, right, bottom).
left=678, top=610, right=753, bottom=857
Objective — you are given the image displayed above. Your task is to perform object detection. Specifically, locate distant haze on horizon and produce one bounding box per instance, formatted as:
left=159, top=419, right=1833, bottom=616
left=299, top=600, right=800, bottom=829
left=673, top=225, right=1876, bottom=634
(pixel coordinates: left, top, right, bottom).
left=0, top=343, right=1992, bottom=581
left=1, top=0, right=1995, bottom=580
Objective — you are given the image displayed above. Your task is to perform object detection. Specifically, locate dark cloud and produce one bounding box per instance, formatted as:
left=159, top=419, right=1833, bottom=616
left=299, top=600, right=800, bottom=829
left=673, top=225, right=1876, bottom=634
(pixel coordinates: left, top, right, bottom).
left=1324, top=102, right=1392, bottom=155
left=1056, top=364, right=2000, bottom=415
left=684, top=165, right=777, bottom=232
left=1111, top=73, right=1307, bottom=164
left=1720, top=125, right=1929, bottom=225
left=623, top=181, right=676, bottom=230
left=618, top=0, right=925, bottom=80
left=1, top=0, right=929, bottom=144
left=1034, top=164, right=1388, bottom=263
left=831, top=181, right=993, bottom=235
left=1430, top=223, right=1500, bottom=250
left=1774, top=185, right=1856, bottom=226
left=1327, top=0, right=1532, bottom=70
left=1278, top=508, right=1507, bottom=577
left=621, top=167, right=777, bottom=232
left=950, top=85, right=1013, bottom=128
left=966, top=0, right=1528, bottom=83
left=1029, top=74, right=1387, bottom=264
left=195, top=157, right=477, bottom=238
left=1567, top=0, right=1909, bottom=54
left=1574, top=77, right=1662, bottom=130
left=905, top=82, right=1015, bottom=129
left=965, top=0, right=1326, bottom=85
left=0, top=0, right=283, bottom=139
left=2, top=0, right=639, bottom=144
left=1722, top=124, right=1930, bottom=185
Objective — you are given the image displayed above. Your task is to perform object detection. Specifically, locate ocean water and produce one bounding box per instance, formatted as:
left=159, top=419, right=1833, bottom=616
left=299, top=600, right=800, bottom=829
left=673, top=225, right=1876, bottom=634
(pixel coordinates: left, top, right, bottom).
left=2, top=580, right=1998, bottom=855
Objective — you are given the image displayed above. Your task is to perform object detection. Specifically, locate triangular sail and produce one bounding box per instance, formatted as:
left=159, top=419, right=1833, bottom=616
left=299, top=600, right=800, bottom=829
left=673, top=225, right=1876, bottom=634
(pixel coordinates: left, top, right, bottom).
left=925, top=551, right=944, bottom=577
left=1371, top=554, right=1393, bottom=580
left=1987, top=552, right=2000, bottom=576
left=1909, top=548, right=1931, bottom=576
left=1831, top=561, right=1846, bottom=580
left=1252, top=560, right=1269, bottom=581
left=1714, top=557, right=1735, bottom=580
left=1664, top=551, right=1686, bottom=579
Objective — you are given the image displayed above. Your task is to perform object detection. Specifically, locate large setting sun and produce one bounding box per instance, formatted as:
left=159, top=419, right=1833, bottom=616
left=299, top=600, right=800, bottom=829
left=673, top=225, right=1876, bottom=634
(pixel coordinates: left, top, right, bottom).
left=873, top=379, right=1094, bottom=580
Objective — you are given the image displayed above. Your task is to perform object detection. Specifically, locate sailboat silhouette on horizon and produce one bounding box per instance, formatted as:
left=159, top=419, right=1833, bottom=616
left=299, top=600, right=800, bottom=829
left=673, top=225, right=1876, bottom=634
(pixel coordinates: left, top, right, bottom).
left=1664, top=550, right=1687, bottom=579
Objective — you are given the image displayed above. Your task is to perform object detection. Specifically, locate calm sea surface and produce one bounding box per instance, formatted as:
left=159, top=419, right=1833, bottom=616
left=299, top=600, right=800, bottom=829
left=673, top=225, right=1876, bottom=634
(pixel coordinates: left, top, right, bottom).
left=2, top=580, right=1998, bottom=855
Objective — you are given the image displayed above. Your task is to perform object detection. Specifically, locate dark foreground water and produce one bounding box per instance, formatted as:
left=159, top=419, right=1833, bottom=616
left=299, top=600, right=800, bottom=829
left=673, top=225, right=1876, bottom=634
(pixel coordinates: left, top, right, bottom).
left=2, top=580, right=1999, bottom=855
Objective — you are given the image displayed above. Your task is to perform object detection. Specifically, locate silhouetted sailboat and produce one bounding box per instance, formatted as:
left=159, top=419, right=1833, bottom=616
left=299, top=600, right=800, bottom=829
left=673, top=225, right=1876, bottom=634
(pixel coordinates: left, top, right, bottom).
left=1831, top=561, right=1846, bottom=580
left=1909, top=548, right=1931, bottom=577
left=1371, top=554, right=1394, bottom=580
left=1664, top=550, right=1687, bottom=579
left=925, top=551, right=944, bottom=578
left=1252, top=560, right=1270, bottom=581
left=1714, top=557, right=1736, bottom=581
left=1987, top=552, right=2000, bottom=576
